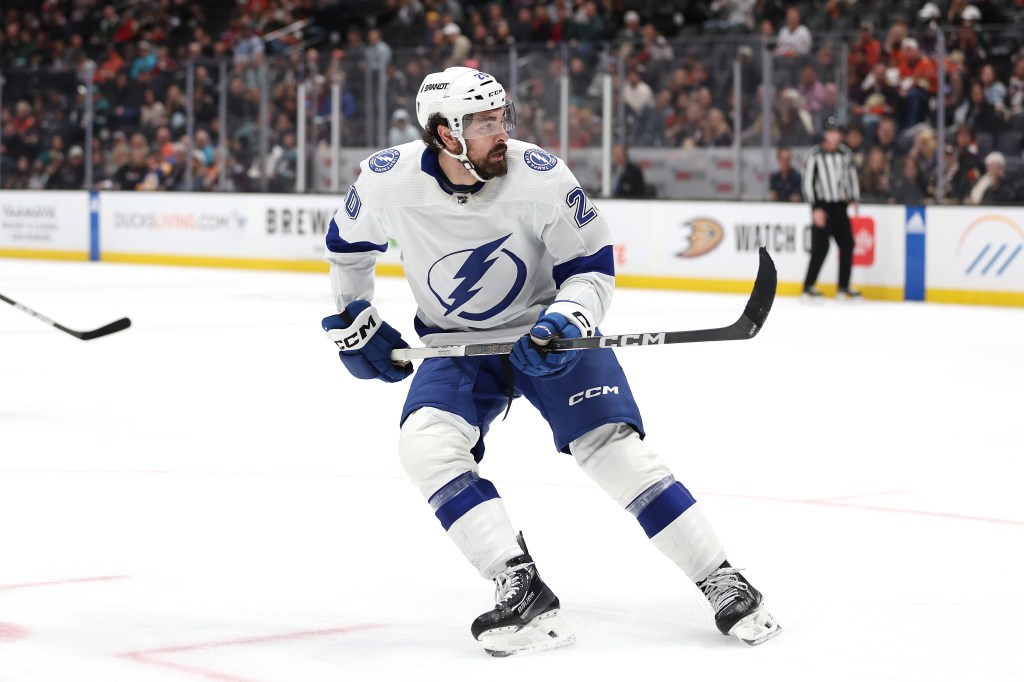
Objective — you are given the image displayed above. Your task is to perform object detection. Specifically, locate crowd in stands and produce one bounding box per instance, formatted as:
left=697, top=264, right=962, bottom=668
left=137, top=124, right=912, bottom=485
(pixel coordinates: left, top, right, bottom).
left=1, top=0, right=1023, bottom=204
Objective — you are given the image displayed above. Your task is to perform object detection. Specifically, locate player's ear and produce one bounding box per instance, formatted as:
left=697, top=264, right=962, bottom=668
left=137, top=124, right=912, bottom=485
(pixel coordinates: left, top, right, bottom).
left=437, top=124, right=462, bottom=155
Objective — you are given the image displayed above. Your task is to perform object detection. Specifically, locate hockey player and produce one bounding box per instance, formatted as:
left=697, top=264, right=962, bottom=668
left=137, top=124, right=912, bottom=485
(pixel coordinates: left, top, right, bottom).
left=322, top=67, right=780, bottom=656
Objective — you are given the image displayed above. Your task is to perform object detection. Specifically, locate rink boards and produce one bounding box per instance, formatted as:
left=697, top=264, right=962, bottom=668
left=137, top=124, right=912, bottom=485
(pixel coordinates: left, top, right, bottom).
left=1, top=190, right=1022, bottom=307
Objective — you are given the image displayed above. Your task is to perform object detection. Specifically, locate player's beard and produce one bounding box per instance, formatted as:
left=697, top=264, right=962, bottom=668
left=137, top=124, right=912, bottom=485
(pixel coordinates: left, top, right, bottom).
left=469, top=141, right=509, bottom=180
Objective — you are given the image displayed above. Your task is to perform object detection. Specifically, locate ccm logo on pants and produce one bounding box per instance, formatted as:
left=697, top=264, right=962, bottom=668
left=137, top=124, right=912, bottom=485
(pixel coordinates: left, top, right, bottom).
left=569, top=385, right=619, bottom=406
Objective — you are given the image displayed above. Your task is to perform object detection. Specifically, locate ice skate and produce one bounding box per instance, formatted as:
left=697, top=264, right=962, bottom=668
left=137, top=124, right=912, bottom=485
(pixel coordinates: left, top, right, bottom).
left=801, top=286, right=825, bottom=302
left=470, top=534, right=575, bottom=657
left=836, top=287, right=863, bottom=301
left=697, top=562, right=781, bottom=646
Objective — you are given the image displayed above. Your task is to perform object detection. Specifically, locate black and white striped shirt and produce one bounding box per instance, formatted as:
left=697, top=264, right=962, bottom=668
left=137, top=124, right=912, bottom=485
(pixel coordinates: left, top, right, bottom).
left=802, top=144, right=860, bottom=205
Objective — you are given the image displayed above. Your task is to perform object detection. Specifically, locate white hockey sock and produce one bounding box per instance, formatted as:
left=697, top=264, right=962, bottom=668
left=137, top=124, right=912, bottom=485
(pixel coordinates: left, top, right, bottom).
left=571, top=423, right=726, bottom=583
left=400, top=408, right=521, bottom=579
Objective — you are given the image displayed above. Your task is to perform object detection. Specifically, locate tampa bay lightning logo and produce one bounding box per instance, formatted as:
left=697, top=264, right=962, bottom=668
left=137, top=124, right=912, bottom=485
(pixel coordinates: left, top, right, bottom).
left=524, top=148, right=558, bottom=171
left=369, top=148, right=400, bottom=173
left=427, top=234, right=528, bottom=322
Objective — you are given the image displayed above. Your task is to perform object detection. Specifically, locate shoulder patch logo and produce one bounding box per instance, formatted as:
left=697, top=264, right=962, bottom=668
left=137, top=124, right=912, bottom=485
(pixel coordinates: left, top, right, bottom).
left=344, top=185, right=361, bottom=219
left=369, top=148, right=401, bottom=173
left=524, top=148, right=558, bottom=172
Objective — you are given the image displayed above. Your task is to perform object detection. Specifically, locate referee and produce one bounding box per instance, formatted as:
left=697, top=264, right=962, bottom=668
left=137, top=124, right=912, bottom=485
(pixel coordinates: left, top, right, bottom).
left=801, top=116, right=862, bottom=299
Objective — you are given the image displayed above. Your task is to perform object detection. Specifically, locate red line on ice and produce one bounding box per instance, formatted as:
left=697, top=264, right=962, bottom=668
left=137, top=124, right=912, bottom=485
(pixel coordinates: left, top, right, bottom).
left=704, top=491, right=1024, bottom=527
left=0, top=575, right=128, bottom=591
left=118, top=624, right=385, bottom=682
left=0, top=622, right=31, bottom=642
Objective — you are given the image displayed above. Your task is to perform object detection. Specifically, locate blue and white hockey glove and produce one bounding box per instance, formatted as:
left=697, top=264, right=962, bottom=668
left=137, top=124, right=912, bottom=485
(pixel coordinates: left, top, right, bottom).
left=322, top=300, right=413, bottom=383
left=510, top=303, right=595, bottom=379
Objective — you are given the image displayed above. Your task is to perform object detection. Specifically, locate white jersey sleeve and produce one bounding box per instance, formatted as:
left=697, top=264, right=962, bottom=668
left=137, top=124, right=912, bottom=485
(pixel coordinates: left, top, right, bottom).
left=535, top=161, right=615, bottom=327
left=324, top=170, right=389, bottom=312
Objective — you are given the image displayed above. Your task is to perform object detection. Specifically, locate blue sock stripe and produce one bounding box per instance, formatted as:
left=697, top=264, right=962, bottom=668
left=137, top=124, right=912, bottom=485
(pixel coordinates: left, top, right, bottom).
left=434, top=477, right=500, bottom=531
left=634, top=481, right=697, bottom=538
left=626, top=475, right=676, bottom=516
left=428, top=471, right=477, bottom=511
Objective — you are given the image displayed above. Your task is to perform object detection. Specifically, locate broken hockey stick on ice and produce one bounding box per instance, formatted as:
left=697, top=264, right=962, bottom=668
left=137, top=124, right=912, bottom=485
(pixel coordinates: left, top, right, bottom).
left=0, top=292, right=131, bottom=341
left=391, top=247, right=776, bottom=362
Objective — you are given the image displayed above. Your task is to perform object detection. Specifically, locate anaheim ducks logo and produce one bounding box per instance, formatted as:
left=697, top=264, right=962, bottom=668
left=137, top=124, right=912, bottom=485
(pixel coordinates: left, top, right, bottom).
left=677, top=218, right=724, bottom=258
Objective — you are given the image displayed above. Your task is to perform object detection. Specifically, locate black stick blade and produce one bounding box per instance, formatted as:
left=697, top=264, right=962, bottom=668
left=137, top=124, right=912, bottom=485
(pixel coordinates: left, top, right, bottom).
left=741, top=247, right=777, bottom=336
left=66, top=317, right=132, bottom=340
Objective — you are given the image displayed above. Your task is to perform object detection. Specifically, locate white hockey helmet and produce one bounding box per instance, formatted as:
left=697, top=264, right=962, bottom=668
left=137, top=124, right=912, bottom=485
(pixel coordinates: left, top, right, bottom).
left=415, top=67, right=516, bottom=141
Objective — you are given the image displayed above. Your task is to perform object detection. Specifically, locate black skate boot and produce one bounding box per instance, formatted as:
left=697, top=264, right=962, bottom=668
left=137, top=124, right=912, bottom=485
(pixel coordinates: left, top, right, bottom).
left=696, top=561, right=781, bottom=646
left=470, top=533, right=575, bottom=656
left=837, top=287, right=863, bottom=300
left=801, top=286, right=825, bottom=301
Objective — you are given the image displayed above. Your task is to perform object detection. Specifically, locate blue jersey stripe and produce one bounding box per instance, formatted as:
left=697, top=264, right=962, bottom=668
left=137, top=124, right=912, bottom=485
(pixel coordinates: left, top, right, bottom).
left=326, top=218, right=387, bottom=254
left=634, top=481, right=697, bottom=538
left=552, top=245, right=615, bottom=288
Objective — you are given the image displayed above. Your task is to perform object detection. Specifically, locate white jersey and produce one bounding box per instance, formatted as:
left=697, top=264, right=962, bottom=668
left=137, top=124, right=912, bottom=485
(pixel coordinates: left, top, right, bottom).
left=325, top=139, right=615, bottom=346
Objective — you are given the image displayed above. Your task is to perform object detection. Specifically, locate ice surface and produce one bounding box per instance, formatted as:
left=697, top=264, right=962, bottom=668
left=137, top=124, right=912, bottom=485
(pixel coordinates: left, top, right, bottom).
left=1, top=258, right=1022, bottom=682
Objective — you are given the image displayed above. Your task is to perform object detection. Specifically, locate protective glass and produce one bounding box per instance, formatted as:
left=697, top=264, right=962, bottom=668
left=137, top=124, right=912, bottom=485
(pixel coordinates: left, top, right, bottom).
left=460, top=101, right=517, bottom=140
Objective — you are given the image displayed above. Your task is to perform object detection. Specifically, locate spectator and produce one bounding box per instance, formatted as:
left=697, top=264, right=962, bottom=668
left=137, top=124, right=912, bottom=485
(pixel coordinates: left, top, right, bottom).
left=530, top=6, right=553, bottom=43
left=615, top=10, right=643, bottom=56
left=46, top=142, right=85, bottom=187
left=897, top=38, right=937, bottom=129
left=774, top=6, right=811, bottom=58
left=112, top=146, right=149, bottom=191
left=883, top=20, right=909, bottom=64
left=195, top=130, right=216, bottom=166
left=704, top=0, right=757, bottom=33
left=442, top=23, right=472, bottom=65
left=1007, top=57, right=1024, bottom=117
left=233, top=22, right=264, bottom=67
left=130, top=40, right=158, bottom=80
left=978, top=64, right=1007, bottom=115
left=768, top=147, right=803, bottom=202
left=859, top=147, right=891, bottom=203
left=777, top=89, right=813, bottom=146
left=611, top=144, right=647, bottom=197
left=365, top=29, right=393, bottom=71
left=868, top=117, right=899, bottom=165
left=94, top=46, right=126, bottom=85
left=388, top=109, right=420, bottom=146
left=266, top=131, right=297, bottom=193
left=954, top=81, right=1002, bottom=133
left=844, top=127, right=866, bottom=170
left=798, top=65, right=827, bottom=118
left=574, top=1, right=606, bottom=44
left=623, top=69, right=655, bottom=120
left=512, top=6, right=534, bottom=45
left=854, top=63, right=899, bottom=124
left=697, top=108, right=733, bottom=147
left=967, top=151, right=1018, bottom=204
left=140, top=89, right=168, bottom=134
left=932, top=144, right=974, bottom=203
left=28, top=158, right=52, bottom=190
left=3, top=156, right=32, bottom=190
left=849, top=21, right=882, bottom=82
left=548, top=4, right=577, bottom=44
left=889, top=154, right=929, bottom=204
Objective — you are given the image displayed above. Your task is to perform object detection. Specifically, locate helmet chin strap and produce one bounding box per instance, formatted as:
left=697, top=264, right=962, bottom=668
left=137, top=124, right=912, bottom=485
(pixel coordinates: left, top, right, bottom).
left=442, top=136, right=488, bottom=183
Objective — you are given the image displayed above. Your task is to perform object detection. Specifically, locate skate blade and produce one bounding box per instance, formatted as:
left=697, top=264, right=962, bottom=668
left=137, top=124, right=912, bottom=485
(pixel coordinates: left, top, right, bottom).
left=479, top=610, right=576, bottom=657
left=728, top=605, right=782, bottom=646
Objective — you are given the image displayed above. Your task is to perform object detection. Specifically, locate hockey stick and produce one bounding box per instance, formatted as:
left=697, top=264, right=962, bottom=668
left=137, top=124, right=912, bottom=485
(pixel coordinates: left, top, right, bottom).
left=391, top=246, right=777, bottom=362
left=0, top=292, right=131, bottom=340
